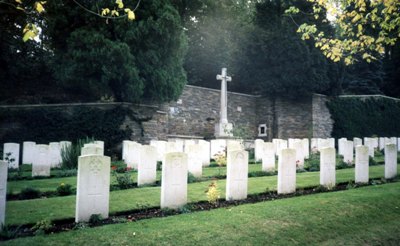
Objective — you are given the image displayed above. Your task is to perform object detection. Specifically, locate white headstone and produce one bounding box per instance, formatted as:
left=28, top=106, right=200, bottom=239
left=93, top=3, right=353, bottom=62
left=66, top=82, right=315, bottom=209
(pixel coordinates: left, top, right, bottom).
left=379, top=137, right=385, bottom=150
left=293, top=140, right=305, bottom=168
left=277, top=148, right=296, bottom=194
left=302, top=138, right=309, bottom=159
left=342, top=140, right=354, bottom=164
left=0, top=160, right=7, bottom=227
left=32, top=144, right=51, bottom=177
left=384, top=144, right=397, bottom=179
left=3, top=143, right=20, bottom=168
left=75, top=155, right=110, bottom=222
left=184, top=140, right=196, bottom=153
left=174, top=139, right=184, bottom=153
left=317, top=138, right=330, bottom=150
left=187, top=144, right=203, bottom=178
left=254, top=139, right=264, bottom=162
left=353, top=138, right=362, bottom=147
left=364, top=138, right=375, bottom=157
left=161, top=152, right=188, bottom=209
left=198, top=140, right=211, bottom=167
left=22, top=141, right=36, bottom=165
left=320, top=147, right=336, bottom=188
left=276, top=139, right=288, bottom=157
left=49, top=142, right=62, bottom=167
left=310, top=138, right=318, bottom=153
left=125, top=142, right=141, bottom=169
left=150, top=140, right=167, bottom=162
left=272, top=139, right=280, bottom=153
left=355, top=145, right=369, bottom=183
left=93, top=141, right=105, bottom=150
left=227, top=140, right=243, bottom=153
left=138, top=145, right=157, bottom=186
left=84, top=142, right=104, bottom=156
left=226, top=150, right=248, bottom=201
left=211, top=139, right=226, bottom=159
left=81, top=144, right=103, bottom=156
left=262, top=142, right=275, bottom=171
left=338, top=138, right=347, bottom=156
left=122, top=140, right=132, bottom=161
left=398, top=138, right=400, bottom=152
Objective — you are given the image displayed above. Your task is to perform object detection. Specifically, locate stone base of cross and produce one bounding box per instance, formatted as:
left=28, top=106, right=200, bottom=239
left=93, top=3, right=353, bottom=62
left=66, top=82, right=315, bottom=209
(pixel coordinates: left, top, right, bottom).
left=215, top=122, right=233, bottom=138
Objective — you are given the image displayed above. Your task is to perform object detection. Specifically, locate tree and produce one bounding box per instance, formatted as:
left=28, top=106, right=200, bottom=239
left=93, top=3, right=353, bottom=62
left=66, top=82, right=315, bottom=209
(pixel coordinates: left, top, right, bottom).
left=286, top=0, right=400, bottom=64
left=44, top=0, right=187, bottom=103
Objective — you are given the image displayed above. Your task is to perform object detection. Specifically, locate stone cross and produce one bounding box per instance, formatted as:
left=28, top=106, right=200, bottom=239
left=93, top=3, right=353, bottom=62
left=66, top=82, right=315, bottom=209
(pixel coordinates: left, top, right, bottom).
left=216, top=68, right=232, bottom=124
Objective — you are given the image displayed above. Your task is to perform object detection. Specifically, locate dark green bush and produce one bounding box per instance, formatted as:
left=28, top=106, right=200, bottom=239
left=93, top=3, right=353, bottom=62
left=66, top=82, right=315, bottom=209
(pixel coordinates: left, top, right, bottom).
left=113, top=172, right=134, bottom=189
left=304, top=152, right=320, bottom=171
left=56, top=183, right=74, bottom=196
left=327, top=97, right=400, bottom=138
left=61, top=137, right=94, bottom=169
left=19, top=187, right=41, bottom=200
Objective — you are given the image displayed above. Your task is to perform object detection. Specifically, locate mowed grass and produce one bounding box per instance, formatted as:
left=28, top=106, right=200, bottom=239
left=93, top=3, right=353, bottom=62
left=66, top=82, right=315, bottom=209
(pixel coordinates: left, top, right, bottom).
left=3, top=182, right=400, bottom=246
left=7, top=164, right=263, bottom=194
left=5, top=164, right=398, bottom=225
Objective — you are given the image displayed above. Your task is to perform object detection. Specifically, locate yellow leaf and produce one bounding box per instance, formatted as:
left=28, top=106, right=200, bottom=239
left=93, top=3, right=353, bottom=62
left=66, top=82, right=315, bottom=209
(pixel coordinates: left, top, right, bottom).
left=23, top=30, right=35, bottom=42
left=16, top=6, right=25, bottom=11
left=34, top=1, right=45, bottom=13
left=358, top=24, right=363, bottom=33
left=334, top=57, right=340, bottom=62
left=111, top=10, right=119, bottom=17
left=15, top=0, right=22, bottom=3
left=101, top=8, right=110, bottom=16
left=127, top=10, right=135, bottom=20
left=116, top=0, right=124, bottom=9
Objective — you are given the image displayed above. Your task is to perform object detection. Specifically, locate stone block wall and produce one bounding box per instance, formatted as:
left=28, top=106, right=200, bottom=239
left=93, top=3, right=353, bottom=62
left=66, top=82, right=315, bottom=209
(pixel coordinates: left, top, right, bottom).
left=312, top=94, right=333, bottom=138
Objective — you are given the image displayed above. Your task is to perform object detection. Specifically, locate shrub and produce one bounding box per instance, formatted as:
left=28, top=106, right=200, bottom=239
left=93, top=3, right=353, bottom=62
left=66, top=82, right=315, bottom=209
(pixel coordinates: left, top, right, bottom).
left=369, top=156, right=378, bottom=166
left=0, top=225, right=20, bottom=240
left=19, top=187, right=41, bottom=200
left=114, top=172, right=134, bottom=189
left=206, top=181, right=220, bottom=205
left=89, top=214, right=103, bottom=225
left=54, top=169, right=77, bottom=177
left=187, top=172, right=201, bottom=183
left=304, top=152, right=320, bottom=171
left=56, top=183, right=74, bottom=196
left=31, top=219, right=53, bottom=235
left=61, top=137, right=94, bottom=169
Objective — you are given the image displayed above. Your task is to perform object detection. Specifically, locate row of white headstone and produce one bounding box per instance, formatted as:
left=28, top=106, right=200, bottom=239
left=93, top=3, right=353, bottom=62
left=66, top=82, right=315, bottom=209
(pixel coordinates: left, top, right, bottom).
left=0, top=142, right=398, bottom=226
left=1, top=141, right=104, bottom=177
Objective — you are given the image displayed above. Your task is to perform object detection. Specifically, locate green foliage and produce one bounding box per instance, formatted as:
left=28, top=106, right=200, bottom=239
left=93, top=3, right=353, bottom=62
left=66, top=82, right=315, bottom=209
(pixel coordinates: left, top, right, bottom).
left=304, top=152, right=320, bottom=171
left=113, top=172, right=134, bottom=189
left=56, top=183, right=74, bottom=196
left=19, top=187, right=41, bottom=200
left=89, top=214, right=103, bottom=226
left=187, top=172, right=201, bottom=183
left=369, top=156, right=378, bottom=166
left=0, top=225, right=20, bottom=240
left=61, top=137, right=94, bottom=169
left=31, top=219, right=53, bottom=235
left=0, top=106, right=131, bottom=157
left=327, top=97, right=400, bottom=138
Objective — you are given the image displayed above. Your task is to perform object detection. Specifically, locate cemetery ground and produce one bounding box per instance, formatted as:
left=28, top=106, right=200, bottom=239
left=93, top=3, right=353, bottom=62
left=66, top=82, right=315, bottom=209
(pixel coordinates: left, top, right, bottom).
left=1, top=154, right=400, bottom=245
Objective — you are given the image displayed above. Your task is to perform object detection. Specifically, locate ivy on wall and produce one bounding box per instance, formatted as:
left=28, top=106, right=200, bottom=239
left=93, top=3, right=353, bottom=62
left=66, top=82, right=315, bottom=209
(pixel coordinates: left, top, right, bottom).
left=327, top=97, right=400, bottom=138
left=0, top=106, right=133, bottom=155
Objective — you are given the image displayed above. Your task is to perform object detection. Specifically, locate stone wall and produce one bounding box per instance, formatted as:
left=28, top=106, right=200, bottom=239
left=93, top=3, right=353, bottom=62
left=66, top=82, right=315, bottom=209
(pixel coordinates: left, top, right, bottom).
left=312, top=94, right=333, bottom=138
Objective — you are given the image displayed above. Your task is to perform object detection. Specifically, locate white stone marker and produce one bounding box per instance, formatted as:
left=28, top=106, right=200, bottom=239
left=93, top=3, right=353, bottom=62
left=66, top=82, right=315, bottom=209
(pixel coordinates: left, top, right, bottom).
left=138, top=145, right=157, bottom=186
left=353, top=138, right=362, bottom=147
left=32, top=144, right=51, bottom=177
left=389, top=137, right=397, bottom=146
left=278, top=148, right=296, bottom=194
left=317, top=138, right=330, bottom=150
left=174, top=139, right=184, bottom=153
left=226, top=150, right=248, bottom=201
left=183, top=140, right=196, bottom=153
left=161, top=152, right=188, bottom=209
left=198, top=140, right=211, bottom=167
left=211, top=139, right=227, bottom=158
left=272, top=139, right=280, bottom=153
left=227, top=140, right=243, bottom=153
left=84, top=142, right=104, bottom=156
left=364, top=138, right=375, bottom=158
left=187, top=144, right=203, bottom=178
left=262, top=142, right=275, bottom=171
left=293, top=140, right=305, bottom=168
left=122, top=140, right=132, bottom=161
left=94, top=141, right=105, bottom=150
left=276, top=139, right=288, bottom=157
left=338, top=138, right=347, bottom=156
left=310, top=138, right=318, bottom=153
left=302, top=138, right=310, bottom=159
left=0, top=160, right=7, bottom=227
left=3, top=143, right=20, bottom=168
left=76, top=155, right=111, bottom=222
left=379, top=137, right=385, bottom=150
left=384, top=144, right=397, bottom=179
left=320, top=147, right=336, bottom=188
left=254, top=139, right=264, bottom=162
left=81, top=144, right=103, bottom=156
left=355, top=145, right=369, bottom=183
left=22, top=141, right=36, bottom=165
left=398, top=137, right=400, bottom=152
left=49, top=142, right=62, bottom=167
left=150, top=140, right=167, bottom=162
left=342, top=140, right=354, bottom=164
left=125, top=142, right=141, bottom=169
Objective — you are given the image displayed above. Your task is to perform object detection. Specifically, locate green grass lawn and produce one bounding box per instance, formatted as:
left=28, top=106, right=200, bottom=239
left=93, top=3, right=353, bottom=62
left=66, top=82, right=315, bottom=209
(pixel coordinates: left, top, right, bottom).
left=3, top=182, right=400, bottom=245
left=5, top=164, right=398, bottom=225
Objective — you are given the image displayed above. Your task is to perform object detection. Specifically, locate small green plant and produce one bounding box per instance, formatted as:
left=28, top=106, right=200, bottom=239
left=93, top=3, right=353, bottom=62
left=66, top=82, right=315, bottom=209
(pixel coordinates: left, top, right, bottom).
left=73, top=222, right=89, bottom=230
left=19, top=187, right=41, bottom=200
left=0, top=225, right=20, bottom=240
left=31, top=219, right=53, bottom=235
left=54, top=169, right=77, bottom=177
left=89, top=214, right=103, bottom=225
left=113, top=172, right=134, bottom=189
left=346, top=181, right=356, bottom=190
left=179, top=204, right=194, bottom=214
left=187, top=172, right=200, bottom=183
left=157, top=161, right=162, bottom=171
left=56, top=183, right=74, bottom=196
left=369, top=156, right=378, bottom=166
left=4, top=152, right=15, bottom=167
left=304, top=152, right=320, bottom=171
left=206, top=181, right=221, bottom=205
